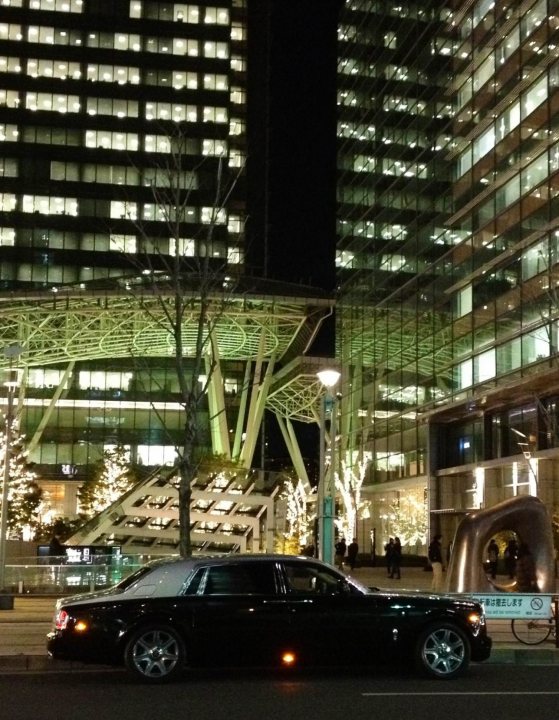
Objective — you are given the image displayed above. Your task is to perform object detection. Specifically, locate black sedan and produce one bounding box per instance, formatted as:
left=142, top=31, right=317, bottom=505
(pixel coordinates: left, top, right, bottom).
left=47, top=554, right=491, bottom=682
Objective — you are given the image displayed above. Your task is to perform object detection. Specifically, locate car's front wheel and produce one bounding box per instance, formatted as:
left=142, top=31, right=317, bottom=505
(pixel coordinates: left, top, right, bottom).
left=415, top=622, right=470, bottom=679
left=124, top=624, right=186, bottom=683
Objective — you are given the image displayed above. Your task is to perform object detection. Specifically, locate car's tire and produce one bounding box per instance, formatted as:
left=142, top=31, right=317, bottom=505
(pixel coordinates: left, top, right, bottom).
left=124, top=624, right=186, bottom=683
left=415, top=622, right=470, bottom=679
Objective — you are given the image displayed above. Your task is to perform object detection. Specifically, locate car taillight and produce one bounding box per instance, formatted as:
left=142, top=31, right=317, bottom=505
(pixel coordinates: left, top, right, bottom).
left=55, top=610, right=70, bottom=630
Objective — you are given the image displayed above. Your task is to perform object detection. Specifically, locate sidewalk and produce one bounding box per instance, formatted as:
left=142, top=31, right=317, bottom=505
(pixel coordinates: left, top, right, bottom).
left=0, top=566, right=556, bottom=672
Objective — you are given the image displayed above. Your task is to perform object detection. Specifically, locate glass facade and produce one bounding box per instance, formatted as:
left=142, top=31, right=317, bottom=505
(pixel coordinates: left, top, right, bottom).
left=337, top=0, right=559, bottom=553
left=0, top=1, right=248, bottom=519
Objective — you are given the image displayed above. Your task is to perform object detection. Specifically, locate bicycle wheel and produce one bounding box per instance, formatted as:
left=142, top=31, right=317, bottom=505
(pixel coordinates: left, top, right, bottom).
left=511, top=618, right=553, bottom=645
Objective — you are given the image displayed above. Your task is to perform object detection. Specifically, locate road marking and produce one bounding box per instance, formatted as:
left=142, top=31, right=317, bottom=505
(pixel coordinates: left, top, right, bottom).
left=362, top=691, right=559, bottom=696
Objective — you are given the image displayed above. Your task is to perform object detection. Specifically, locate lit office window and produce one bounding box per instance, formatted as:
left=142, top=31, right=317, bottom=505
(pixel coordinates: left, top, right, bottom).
left=203, top=74, right=228, bottom=91
left=170, top=238, right=195, bottom=257
left=0, top=125, right=17, bottom=142
left=110, top=201, right=138, bottom=220
left=228, top=215, right=242, bottom=233
left=203, top=41, right=228, bottom=59
left=27, top=59, right=81, bottom=79
left=0, top=90, right=19, bottom=107
left=229, top=118, right=245, bottom=136
left=129, top=1, right=142, bottom=19
left=228, top=149, right=244, bottom=168
left=29, top=0, right=83, bottom=13
left=230, top=55, right=245, bottom=72
left=203, top=107, right=228, bottom=123
left=0, top=194, right=16, bottom=211
left=204, top=7, right=229, bottom=24
left=26, top=93, right=80, bottom=113
left=144, top=135, right=197, bottom=154
left=231, top=23, right=245, bottom=41
left=29, top=0, right=83, bottom=11
left=85, top=130, right=138, bottom=151
left=0, top=228, right=15, bottom=246
left=27, top=26, right=82, bottom=45
left=87, top=97, right=139, bottom=118
left=110, top=234, right=137, bottom=253
left=227, top=246, right=243, bottom=264
left=0, top=57, right=21, bottom=72
left=0, top=24, right=21, bottom=40
left=145, top=102, right=194, bottom=122
left=22, top=195, right=78, bottom=215
left=201, top=207, right=226, bottom=225
left=86, top=65, right=140, bottom=84
left=202, top=139, right=227, bottom=156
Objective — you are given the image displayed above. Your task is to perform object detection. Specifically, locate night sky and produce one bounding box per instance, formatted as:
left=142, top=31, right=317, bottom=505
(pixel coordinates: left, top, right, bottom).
left=247, top=0, right=340, bottom=301
left=245, top=1, right=341, bottom=473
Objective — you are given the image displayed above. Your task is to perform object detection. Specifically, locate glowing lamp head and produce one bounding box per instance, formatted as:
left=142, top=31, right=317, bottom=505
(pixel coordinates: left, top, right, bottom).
left=281, top=651, right=296, bottom=667
left=317, top=369, right=341, bottom=389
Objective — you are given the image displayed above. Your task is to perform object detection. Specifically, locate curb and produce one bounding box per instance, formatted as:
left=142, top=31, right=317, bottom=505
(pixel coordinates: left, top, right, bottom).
left=0, top=646, right=558, bottom=673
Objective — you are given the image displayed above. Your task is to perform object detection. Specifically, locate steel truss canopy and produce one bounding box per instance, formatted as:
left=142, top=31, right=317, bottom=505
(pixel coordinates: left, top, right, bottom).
left=267, top=356, right=342, bottom=423
left=0, top=277, right=334, bottom=370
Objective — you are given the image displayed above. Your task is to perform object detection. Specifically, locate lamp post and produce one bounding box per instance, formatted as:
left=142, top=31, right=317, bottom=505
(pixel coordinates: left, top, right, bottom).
left=0, top=345, right=22, bottom=599
left=316, top=368, right=341, bottom=565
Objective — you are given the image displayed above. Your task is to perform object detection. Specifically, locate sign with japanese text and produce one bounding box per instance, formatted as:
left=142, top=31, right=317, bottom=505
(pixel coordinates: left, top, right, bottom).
left=471, top=593, right=552, bottom=619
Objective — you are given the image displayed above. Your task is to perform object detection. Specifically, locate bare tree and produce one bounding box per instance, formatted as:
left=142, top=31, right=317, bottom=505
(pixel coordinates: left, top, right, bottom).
left=125, top=128, right=244, bottom=557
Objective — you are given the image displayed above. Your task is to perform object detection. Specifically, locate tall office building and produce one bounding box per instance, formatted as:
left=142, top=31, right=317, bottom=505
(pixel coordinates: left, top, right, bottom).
left=0, top=0, right=332, bottom=533
left=337, top=0, right=559, bottom=551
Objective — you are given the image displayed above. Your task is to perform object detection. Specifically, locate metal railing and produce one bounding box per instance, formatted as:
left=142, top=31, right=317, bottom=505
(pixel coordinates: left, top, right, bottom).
left=1, top=554, right=166, bottom=595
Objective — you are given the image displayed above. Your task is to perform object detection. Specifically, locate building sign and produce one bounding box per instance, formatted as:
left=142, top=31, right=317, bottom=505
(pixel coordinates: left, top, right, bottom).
left=471, top=593, right=552, bottom=619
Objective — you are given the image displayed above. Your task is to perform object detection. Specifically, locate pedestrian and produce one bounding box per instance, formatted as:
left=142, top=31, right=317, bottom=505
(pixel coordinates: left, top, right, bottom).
left=389, top=536, right=402, bottom=579
left=48, top=533, right=65, bottom=565
left=384, top=538, right=395, bottom=576
left=486, top=538, right=499, bottom=579
left=504, top=538, right=518, bottom=579
left=428, top=534, right=444, bottom=592
left=347, top=538, right=359, bottom=570
left=515, top=542, right=538, bottom=592
left=334, top=537, right=346, bottom=571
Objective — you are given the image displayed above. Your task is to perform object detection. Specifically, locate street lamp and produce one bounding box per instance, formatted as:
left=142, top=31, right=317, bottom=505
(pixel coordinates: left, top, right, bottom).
left=0, top=345, right=22, bottom=601
left=316, top=368, right=341, bottom=565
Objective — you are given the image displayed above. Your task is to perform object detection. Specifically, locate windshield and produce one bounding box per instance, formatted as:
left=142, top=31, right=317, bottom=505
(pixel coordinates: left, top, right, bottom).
left=346, top=574, right=374, bottom=594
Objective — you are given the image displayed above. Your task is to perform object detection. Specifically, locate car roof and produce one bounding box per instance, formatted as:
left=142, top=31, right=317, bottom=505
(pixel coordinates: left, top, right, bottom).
left=145, top=554, right=328, bottom=571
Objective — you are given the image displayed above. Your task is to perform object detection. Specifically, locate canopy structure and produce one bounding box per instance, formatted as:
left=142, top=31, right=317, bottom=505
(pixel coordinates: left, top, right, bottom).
left=0, top=279, right=333, bottom=372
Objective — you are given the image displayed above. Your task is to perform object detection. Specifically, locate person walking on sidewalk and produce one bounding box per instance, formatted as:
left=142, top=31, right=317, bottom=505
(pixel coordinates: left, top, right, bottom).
left=347, top=538, right=359, bottom=570
left=428, top=534, right=444, bottom=592
left=334, top=537, right=346, bottom=571
left=384, top=538, right=395, bottom=576
left=389, top=536, right=402, bottom=579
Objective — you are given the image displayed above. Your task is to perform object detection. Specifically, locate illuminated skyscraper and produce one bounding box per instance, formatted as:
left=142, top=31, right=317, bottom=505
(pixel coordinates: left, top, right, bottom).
left=337, top=0, right=559, bottom=549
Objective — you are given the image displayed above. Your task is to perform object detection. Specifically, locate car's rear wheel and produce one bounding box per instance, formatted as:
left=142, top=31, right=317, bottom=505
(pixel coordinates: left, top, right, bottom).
left=124, top=624, right=186, bottom=683
left=415, top=622, right=470, bottom=679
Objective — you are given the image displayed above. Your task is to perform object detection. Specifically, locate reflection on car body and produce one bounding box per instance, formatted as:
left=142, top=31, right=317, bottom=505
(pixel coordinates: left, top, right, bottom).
left=47, top=554, right=491, bottom=683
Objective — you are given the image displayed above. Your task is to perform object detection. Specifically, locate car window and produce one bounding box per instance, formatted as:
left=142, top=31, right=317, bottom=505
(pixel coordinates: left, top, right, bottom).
left=283, top=562, right=343, bottom=595
left=185, top=563, right=277, bottom=596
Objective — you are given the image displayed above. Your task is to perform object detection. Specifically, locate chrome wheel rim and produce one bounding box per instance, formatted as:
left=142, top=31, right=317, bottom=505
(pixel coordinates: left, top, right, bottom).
left=421, top=627, right=466, bottom=676
left=131, top=629, right=181, bottom=678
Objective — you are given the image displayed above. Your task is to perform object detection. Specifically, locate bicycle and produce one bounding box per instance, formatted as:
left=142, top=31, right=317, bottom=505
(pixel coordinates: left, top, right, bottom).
left=511, top=611, right=557, bottom=645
